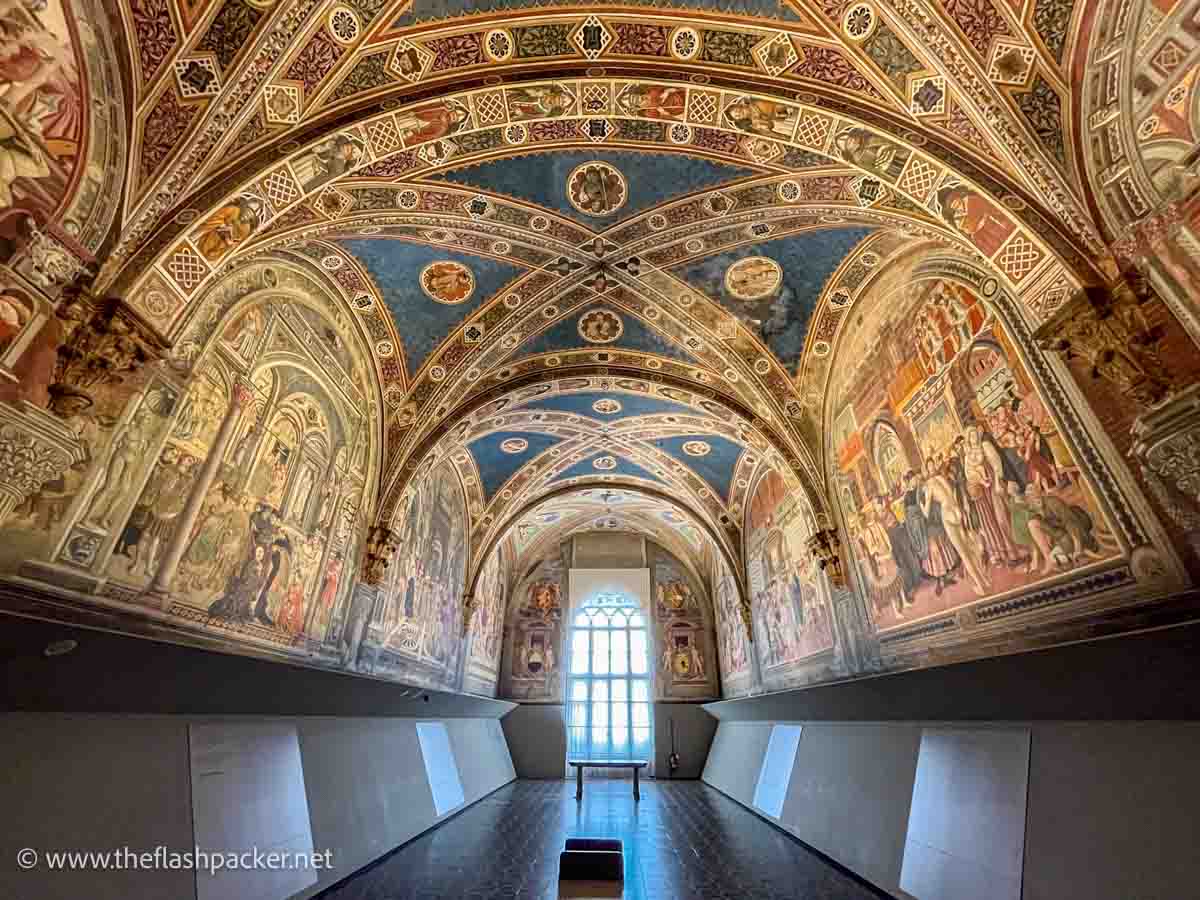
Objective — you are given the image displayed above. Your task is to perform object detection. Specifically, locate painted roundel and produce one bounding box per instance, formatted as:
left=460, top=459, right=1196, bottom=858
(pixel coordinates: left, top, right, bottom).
left=141, top=290, right=174, bottom=320
left=578, top=308, right=624, bottom=343
left=592, top=398, right=623, bottom=415
left=724, top=256, right=783, bottom=301
left=566, top=161, right=627, bottom=217
left=682, top=440, right=711, bottom=457
left=593, top=455, right=618, bottom=470
left=500, top=437, right=529, bottom=454
left=420, top=261, right=474, bottom=304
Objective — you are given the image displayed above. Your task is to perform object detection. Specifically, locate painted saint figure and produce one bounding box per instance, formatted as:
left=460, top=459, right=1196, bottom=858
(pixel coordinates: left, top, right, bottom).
left=963, top=425, right=1020, bottom=566
left=723, top=97, right=794, bottom=138
left=615, top=84, right=685, bottom=120
left=834, top=127, right=904, bottom=180
left=395, top=100, right=469, bottom=145
left=194, top=195, right=264, bottom=262
left=299, top=133, right=365, bottom=192
left=935, top=185, right=1014, bottom=256
left=506, top=84, right=574, bottom=120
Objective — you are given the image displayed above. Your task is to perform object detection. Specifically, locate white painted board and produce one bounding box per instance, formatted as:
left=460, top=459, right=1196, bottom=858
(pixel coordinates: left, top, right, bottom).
left=417, top=721, right=465, bottom=816
left=753, top=724, right=803, bottom=819
left=189, top=722, right=318, bottom=900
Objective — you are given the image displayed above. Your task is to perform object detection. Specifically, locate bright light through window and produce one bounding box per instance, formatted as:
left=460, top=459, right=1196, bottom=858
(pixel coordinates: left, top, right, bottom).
left=566, top=592, right=652, bottom=762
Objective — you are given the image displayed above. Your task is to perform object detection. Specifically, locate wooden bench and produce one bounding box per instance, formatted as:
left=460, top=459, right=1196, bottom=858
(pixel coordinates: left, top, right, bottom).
left=568, top=759, right=648, bottom=801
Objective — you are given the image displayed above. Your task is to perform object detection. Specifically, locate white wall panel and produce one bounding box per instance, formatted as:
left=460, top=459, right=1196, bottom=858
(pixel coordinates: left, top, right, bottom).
left=189, top=722, right=317, bottom=900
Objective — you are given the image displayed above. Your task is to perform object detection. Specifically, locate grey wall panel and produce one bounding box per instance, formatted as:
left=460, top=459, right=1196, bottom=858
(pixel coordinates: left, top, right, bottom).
left=780, top=724, right=921, bottom=893
left=0, top=713, right=515, bottom=900
left=502, top=704, right=567, bottom=778
left=701, top=718, right=1200, bottom=900
left=701, top=721, right=772, bottom=804
left=1023, top=722, right=1200, bottom=900
left=504, top=702, right=716, bottom=780
left=0, top=714, right=196, bottom=900
left=296, top=718, right=437, bottom=896
left=899, top=728, right=1029, bottom=900
left=654, top=703, right=717, bottom=779
left=445, top=718, right=516, bottom=803
left=702, top=621, right=1200, bottom=723
left=189, top=722, right=318, bottom=900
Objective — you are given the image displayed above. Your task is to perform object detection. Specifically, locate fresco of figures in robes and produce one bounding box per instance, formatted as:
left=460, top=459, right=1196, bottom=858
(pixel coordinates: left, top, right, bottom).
left=832, top=279, right=1119, bottom=631
left=747, top=469, right=837, bottom=683
left=2, top=298, right=374, bottom=676
left=361, top=461, right=468, bottom=689
left=712, top=557, right=752, bottom=697
left=464, top=548, right=506, bottom=696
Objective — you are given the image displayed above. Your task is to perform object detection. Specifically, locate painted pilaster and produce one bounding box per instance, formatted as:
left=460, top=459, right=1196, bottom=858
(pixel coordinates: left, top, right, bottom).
left=144, top=380, right=255, bottom=606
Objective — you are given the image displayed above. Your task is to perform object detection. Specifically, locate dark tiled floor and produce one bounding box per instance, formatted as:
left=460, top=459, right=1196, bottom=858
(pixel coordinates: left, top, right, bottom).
left=317, top=780, right=888, bottom=900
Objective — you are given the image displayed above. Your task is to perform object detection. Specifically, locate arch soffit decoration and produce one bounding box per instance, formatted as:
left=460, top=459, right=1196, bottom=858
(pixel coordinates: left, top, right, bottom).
left=469, top=479, right=749, bottom=624
left=382, top=365, right=825, bottom=554
left=103, top=3, right=1106, bottom=287
left=138, top=167, right=928, bottom=523
left=506, top=500, right=714, bottom=594
left=96, top=1, right=1132, bottom=633
left=115, top=74, right=1109, bottom=538
left=116, top=76, right=1101, bottom=310
left=261, top=191, right=922, bottom=526
left=1076, top=0, right=1200, bottom=241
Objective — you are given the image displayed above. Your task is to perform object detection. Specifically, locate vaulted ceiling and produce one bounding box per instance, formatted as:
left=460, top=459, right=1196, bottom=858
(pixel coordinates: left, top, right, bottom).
left=75, top=0, right=1140, bottom=588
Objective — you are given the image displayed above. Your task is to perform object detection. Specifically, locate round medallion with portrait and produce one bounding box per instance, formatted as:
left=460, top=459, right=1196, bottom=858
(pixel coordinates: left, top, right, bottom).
left=420, top=261, right=475, bottom=304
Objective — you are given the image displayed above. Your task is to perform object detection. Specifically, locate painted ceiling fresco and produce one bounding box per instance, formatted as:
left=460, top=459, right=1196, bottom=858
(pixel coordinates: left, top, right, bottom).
left=433, top=150, right=764, bottom=228
left=672, top=226, right=874, bottom=371
left=2, top=0, right=1199, bottom=702
left=338, top=238, right=526, bottom=375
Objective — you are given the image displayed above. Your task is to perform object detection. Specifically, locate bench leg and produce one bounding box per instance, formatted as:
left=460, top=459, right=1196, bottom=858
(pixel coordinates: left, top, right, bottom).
left=575, top=765, right=583, bottom=802
left=633, top=765, right=640, bottom=801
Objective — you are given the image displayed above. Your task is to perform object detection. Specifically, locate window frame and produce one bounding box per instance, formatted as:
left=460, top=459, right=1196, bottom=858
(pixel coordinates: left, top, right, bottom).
left=566, top=592, right=652, bottom=763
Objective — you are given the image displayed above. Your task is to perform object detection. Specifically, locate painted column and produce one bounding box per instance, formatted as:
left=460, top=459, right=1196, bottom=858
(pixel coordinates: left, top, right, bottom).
left=342, top=582, right=380, bottom=670
left=1113, top=189, right=1200, bottom=349
left=1130, top=383, right=1200, bottom=570
left=145, top=380, right=255, bottom=607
